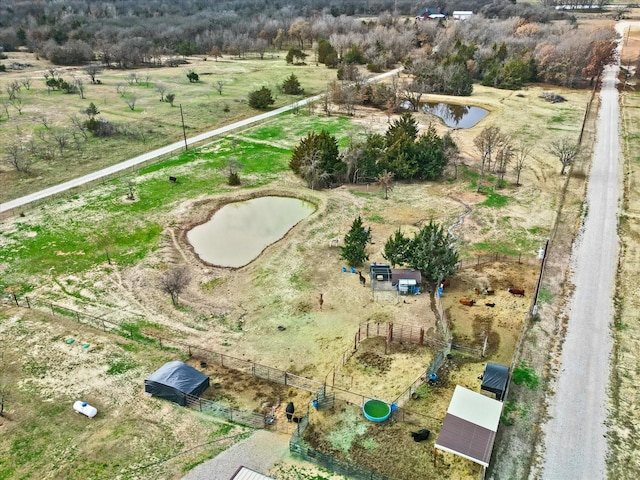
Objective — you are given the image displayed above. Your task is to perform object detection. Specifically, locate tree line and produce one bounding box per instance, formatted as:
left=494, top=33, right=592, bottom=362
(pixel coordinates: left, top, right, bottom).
left=0, top=0, right=615, bottom=91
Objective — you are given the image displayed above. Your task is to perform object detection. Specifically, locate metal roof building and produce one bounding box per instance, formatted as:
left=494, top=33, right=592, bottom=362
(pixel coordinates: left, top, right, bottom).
left=434, top=386, right=503, bottom=471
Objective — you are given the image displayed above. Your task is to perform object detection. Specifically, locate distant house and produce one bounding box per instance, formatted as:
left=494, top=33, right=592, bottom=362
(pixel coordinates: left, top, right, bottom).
left=452, top=10, right=474, bottom=20
left=415, top=7, right=448, bottom=20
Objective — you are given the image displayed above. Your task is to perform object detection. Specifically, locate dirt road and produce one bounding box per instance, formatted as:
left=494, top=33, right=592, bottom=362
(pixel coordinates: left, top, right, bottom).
left=540, top=64, right=620, bottom=478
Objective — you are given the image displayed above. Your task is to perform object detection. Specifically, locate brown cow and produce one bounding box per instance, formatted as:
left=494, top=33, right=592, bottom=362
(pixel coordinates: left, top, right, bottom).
left=508, top=288, right=525, bottom=297
left=459, top=298, right=476, bottom=306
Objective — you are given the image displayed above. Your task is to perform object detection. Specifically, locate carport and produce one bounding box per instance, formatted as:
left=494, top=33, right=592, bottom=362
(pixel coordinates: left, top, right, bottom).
left=434, top=385, right=503, bottom=475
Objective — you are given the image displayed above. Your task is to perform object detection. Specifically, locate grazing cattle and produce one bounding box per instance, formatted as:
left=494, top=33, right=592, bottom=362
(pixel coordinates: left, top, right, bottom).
left=286, top=402, right=295, bottom=422
left=329, top=236, right=341, bottom=247
left=508, top=288, right=525, bottom=297
left=474, top=287, right=481, bottom=295
left=485, top=303, right=495, bottom=308
left=441, top=279, right=451, bottom=288
left=358, top=271, right=366, bottom=287
left=318, top=293, right=324, bottom=311
left=459, top=298, right=475, bottom=306
left=411, top=429, right=431, bottom=442
left=485, top=288, right=495, bottom=295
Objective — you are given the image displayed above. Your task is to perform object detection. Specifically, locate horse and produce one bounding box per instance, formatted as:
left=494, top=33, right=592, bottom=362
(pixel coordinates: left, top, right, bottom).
left=358, top=271, right=366, bottom=287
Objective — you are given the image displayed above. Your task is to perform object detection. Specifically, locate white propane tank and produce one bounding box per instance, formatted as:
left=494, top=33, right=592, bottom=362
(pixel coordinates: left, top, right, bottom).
left=73, top=401, right=98, bottom=418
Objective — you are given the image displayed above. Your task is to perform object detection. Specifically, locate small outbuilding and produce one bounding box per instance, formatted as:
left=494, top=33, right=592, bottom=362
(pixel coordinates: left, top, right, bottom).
left=370, top=262, right=392, bottom=281
left=144, top=361, right=210, bottom=406
left=480, top=363, right=510, bottom=401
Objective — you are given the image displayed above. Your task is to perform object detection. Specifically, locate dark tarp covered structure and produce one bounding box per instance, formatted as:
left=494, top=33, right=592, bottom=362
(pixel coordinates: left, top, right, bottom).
left=144, top=361, right=210, bottom=406
left=481, top=363, right=510, bottom=401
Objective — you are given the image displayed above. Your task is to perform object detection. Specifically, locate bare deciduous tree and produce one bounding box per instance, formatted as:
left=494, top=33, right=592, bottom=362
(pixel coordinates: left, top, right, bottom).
left=165, top=93, right=176, bottom=106
left=38, top=114, right=51, bottom=130
left=474, top=126, right=505, bottom=176
left=213, top=80, right=226, bottom=95
left=124, top=94, right=138, bottom=111
left=4, top=141, right=31, bottom=173
left=126, top=72, right=139, bottom=85
left=377, top=170, right=394, bottom=199
left=156, top=83, right=167, bottom=102
left=84, top=64, right=103, bottom=84
left=6, top=81, right=21, bottom=100
left=513, top=143, right=532, bottom=186
left=74, top=78, right=85, bottom=99
left=20, top=77, right=32, bottom=90
left=495, top=139, right=514, bottom=185
left=548, top=138, right=580, bottom=175
left=69, top=114, right=88, bottom=140
left=50, top=130, right=69, bottom=156
left=116, top=82, right=127, bottom=96
left=160, top=266, right=191, bottom=306
left=10, top=98, right=24, bottom=115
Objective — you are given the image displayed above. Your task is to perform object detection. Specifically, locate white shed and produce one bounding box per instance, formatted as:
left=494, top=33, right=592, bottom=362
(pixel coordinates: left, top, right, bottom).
left=452, top=11, right=474, bottom=20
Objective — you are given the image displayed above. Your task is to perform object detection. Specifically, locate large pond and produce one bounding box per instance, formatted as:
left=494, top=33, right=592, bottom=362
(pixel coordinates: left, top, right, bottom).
left=421, top=102, right=488, bottom=128
left=187, top=196, right=315, bottom=268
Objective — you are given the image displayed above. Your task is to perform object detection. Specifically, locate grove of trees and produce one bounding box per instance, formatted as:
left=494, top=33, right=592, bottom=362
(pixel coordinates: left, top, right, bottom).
left=289, top=113, right=454, bottom=189
left=383, top=221, right=459, bottom=288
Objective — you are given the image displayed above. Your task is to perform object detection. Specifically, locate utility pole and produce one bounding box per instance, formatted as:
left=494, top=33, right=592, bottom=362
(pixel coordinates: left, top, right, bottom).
left=179, top=104, right=188, bottom=151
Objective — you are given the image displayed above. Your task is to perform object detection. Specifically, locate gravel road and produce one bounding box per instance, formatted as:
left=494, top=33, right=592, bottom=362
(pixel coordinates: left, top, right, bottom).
left=181, top=430, right=290, bottom=480
left=0, top=68, right=402, bottom=215
left=540, top=63, right=621, bottom=478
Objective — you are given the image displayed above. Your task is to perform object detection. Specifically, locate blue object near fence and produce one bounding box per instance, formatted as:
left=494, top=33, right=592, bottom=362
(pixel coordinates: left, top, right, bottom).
left=350, top=267, right=356, bottom=274
left=342, top=267, right=347, bottom=273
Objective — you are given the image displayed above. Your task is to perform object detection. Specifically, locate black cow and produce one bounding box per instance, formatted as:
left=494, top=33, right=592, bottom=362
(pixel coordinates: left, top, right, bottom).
left=286, top=402, right=295, bottom=422
left=411, top=429, right=431, bottom=442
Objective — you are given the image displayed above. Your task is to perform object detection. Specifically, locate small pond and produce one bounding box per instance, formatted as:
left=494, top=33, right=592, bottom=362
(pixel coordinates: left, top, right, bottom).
left=187, top=196, right=315, bottom=268
left=421, top=102, right=488, bottom=128
left=400, top=101, right=489, bottom=128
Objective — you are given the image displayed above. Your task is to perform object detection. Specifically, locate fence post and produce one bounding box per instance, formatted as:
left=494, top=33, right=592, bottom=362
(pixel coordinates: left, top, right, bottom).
left=13, top=294, right=19, bottom=307
left=420, top=328, right=424, bottom=346
left=50, top=303, right=55, bottom=316
left=25, top=296, right=30, bottom=309
left=75, top=311, right=80, bottom=323
left=159, top=337, right=162, bottom=348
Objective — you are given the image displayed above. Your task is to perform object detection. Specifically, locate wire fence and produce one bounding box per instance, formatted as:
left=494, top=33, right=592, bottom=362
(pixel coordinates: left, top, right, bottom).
left=456, top=252, right=540, bottom=270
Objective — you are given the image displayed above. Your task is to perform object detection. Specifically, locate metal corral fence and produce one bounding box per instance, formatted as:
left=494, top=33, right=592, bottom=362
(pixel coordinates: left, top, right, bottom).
left=185, top=392, right=266, bottom=429
left=290, top=413, right=395, bottom=480
left=393, top=349, right=448, bottom=408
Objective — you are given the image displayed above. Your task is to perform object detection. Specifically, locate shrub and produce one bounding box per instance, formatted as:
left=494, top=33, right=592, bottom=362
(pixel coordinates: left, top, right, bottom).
left=228, top=172, right=241, bottom=186
left=248, top=86, right=274, bottom=109
left=86, top=118, right=117, bottom=137
left=282, top=73, right=304, bottom=95
left=186, top=71, right=199, bottom=83
left=512, top=362, right=539, bottom=389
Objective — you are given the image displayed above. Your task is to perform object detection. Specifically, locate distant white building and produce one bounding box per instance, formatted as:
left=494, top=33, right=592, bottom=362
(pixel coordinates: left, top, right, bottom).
left=452, top=11, right=473, bottom=20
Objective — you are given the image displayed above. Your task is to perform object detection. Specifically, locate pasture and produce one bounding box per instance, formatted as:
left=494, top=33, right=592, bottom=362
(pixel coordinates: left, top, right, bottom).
left=0, top=50, right=595, bottom=479
left=0, top=51, right=338, bottom=203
